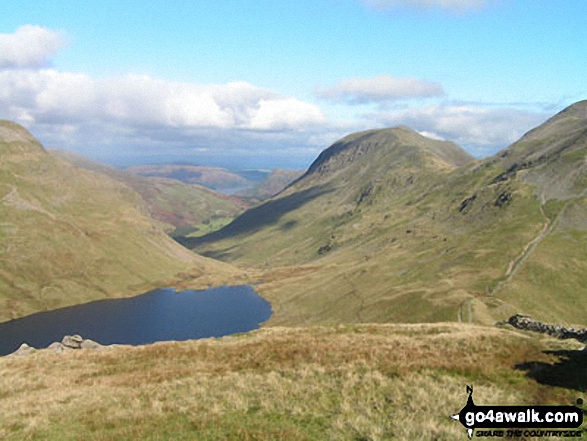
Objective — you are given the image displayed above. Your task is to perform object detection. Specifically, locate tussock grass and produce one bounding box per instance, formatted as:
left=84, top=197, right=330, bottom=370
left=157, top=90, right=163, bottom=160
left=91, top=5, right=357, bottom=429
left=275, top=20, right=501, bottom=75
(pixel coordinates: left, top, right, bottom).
left=0, top=324, right=583, bottom=440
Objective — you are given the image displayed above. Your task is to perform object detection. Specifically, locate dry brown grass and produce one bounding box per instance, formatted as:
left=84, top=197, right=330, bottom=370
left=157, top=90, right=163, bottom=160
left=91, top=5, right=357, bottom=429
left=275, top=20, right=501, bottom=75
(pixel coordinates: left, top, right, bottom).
left=0, top=324, right=583, bottom=440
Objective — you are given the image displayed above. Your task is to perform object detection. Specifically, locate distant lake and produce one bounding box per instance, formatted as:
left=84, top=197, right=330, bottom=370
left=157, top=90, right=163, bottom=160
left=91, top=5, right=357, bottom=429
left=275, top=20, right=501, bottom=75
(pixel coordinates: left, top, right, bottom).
left=0, top=285, right=272, bottom=356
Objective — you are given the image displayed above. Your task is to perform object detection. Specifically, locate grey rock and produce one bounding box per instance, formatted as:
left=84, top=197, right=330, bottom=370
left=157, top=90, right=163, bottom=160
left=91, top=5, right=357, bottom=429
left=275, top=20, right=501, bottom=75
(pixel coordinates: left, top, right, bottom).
left=11, top=343, right=36, bottom=356
left=506, top=314, right=587, bottom=345
left=61, top=334, right=84, bottom=349
left=80, top=339, right=103, bottom=350
left=47, top=342, right=66, bottom=353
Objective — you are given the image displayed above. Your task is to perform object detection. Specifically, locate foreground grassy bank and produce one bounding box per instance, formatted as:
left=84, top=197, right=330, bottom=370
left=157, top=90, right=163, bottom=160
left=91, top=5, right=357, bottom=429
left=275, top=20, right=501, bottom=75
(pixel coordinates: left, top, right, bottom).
left=1, top=324, right=584, bottom=440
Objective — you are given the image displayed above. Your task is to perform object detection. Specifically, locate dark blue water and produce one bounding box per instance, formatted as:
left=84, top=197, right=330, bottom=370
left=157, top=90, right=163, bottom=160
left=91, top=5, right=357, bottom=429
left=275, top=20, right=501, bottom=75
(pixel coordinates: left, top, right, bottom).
left=0, top=285, right=272, bottom=356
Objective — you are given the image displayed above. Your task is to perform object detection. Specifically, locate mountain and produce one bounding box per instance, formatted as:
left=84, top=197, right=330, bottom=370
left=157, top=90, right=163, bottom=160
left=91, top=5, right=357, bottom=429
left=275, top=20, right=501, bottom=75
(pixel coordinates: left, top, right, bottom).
left=188, top=106, right=587, bottom=326
left=188, top=126, right=474, bottom=265
left=125, top=164, right=249, bottom=190
left=0, top=121, right=239, bottom=322
left=52, top=151, right=248, bottom=236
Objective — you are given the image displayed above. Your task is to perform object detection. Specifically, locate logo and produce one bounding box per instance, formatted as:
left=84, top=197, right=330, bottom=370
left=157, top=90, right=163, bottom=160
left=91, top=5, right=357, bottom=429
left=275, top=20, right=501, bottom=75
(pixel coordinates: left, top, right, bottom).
left=450, top=386, right=584, bottom=439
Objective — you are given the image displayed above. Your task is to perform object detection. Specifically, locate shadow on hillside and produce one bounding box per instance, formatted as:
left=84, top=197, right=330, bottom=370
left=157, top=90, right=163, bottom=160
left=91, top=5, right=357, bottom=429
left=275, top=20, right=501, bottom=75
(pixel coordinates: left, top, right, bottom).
left=177, top=184, right=333, bottom=248
left=515, top=349, right=587, bottom=392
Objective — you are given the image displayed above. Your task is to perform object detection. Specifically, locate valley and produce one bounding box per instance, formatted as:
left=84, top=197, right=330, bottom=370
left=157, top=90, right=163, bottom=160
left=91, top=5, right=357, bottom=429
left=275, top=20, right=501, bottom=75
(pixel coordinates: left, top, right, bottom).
left=1, top=103, right=585, bottom=440
left=1, top=4, right=586, bottom=440
left=3, top=102, right=586, bottom=328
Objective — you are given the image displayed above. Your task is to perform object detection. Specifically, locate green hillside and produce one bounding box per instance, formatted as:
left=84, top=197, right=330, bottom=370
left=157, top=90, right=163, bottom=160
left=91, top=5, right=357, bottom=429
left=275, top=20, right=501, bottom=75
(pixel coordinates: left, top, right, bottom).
left=189, top=103, right=587, bottom=327
left=0, top=121, right=240, bottom=322
left=52, top=150, right=248, bottom=236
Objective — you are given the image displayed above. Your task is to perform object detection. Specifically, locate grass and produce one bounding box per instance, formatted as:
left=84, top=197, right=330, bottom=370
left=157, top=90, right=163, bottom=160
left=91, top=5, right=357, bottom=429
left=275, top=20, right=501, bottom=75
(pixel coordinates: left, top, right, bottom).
left=0, top=323, right=584, bottom=440
left=184, top=216, right=236, bottom=238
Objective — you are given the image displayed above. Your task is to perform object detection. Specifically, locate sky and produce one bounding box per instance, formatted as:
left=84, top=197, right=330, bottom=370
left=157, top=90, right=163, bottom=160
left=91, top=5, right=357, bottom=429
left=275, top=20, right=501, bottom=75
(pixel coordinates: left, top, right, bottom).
left=0, top=0, right=586, bottom=169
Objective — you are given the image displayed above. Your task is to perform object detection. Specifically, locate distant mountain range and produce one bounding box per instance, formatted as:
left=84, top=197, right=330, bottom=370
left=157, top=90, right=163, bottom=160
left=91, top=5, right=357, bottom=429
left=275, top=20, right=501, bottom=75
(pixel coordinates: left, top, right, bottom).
left=188, top=102, right=587, bottom=326
left=0, top=121, right=239, bottom=322
left=125, top=163, right=303, bottom=202
left=125, top=164, right=250, bottom=190
left=236, top=169, right=305, bottom=203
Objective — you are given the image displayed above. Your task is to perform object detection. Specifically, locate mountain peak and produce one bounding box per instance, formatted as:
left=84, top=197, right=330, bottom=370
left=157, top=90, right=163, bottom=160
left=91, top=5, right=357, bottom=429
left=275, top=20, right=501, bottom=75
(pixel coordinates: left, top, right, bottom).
left=556, top=99, right=587, bottom=119
left=305, top=125, right=472, bottom=178
left=517, top=100, right=587, bottom=143
left=500, top=100, right=587, bottom=166
left=0, top=121, right=46, bottom=155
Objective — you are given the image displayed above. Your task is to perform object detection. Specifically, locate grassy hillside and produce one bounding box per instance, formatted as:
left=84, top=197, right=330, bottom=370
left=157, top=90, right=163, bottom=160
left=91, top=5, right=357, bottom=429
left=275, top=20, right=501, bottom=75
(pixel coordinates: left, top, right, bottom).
left=189, top=104, right=587, bottom=327
left=0, top=323, right=584, bottom=440
left=52, top=150, right=247, bottom=236
left=0, top=121, right=241, bottom=322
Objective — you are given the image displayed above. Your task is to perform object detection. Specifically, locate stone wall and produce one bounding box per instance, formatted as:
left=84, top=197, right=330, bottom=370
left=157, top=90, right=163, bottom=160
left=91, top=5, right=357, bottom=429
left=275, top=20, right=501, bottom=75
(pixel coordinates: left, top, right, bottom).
left=507, top=314, right=587, bottom=344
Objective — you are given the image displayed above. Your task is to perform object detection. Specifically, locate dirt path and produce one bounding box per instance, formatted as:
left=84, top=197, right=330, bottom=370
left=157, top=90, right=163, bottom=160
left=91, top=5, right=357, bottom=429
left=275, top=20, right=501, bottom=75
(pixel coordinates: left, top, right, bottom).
left=489, top=195, right=572, bottom=296
left=457, top=298, right=473, bottom=323
left=484, top=188, right=587, bottom=303
left=1, top=186, right=17, bottom=202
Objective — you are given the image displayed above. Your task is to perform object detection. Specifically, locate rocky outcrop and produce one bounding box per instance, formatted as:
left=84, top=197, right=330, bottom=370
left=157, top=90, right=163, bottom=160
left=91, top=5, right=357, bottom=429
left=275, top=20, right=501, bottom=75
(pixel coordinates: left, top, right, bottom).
left=11, top=343, right=36, bottom=356
left=8, top=335, right=106, bottom=356
left=506, top=314, right=587, bottom=346
left=459, top=194, right=477, bottom=213
left=494, top=191, right=512, bottom=207
left=62, top=334, right=84, bottom=349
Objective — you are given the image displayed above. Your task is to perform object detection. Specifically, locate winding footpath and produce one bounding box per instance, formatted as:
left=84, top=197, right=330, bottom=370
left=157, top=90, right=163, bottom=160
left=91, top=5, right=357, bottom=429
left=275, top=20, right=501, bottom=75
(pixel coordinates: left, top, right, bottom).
left=461, top=190, right=584, bottom=323
left=491, top=188, right=587, bottom=297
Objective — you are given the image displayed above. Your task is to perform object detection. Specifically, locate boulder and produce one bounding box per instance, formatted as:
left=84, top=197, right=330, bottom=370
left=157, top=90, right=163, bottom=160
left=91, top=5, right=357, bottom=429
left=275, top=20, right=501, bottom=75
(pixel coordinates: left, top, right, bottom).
left=47, top=342, right=67, bottom=353
left=61, top=334, right=84, bottom=349
left=80, top=339, right=104, bottom=350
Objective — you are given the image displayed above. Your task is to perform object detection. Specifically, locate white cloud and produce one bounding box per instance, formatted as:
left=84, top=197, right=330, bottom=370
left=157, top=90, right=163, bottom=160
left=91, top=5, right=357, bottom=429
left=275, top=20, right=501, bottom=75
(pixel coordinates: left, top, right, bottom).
left=363, top=0, right=490, bottom=13
left=318, top=75, right=444, bottom=104
left=373, top=104, right=548, bottom=155
left=0, top=67, right=330, bottom=166
left=0, top=25, right=66, bottom=69
left=417, top=130, right=444, bottom=140
left=248, top=97, right=327, bottom=130
left=0, top=69, right=328, bottom=131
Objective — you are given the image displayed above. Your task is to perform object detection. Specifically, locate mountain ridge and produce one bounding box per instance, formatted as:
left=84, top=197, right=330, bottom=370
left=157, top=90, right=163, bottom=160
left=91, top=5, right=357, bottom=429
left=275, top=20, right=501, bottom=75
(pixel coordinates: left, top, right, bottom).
left=299, top=126, right=473, bottom=186
left=0, top=120, right=46, bottom=155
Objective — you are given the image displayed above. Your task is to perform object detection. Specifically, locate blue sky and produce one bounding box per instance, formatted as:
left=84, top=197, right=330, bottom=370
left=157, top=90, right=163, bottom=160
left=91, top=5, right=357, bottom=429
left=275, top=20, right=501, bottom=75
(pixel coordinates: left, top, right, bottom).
left=1, top=0, right=586, bottom=169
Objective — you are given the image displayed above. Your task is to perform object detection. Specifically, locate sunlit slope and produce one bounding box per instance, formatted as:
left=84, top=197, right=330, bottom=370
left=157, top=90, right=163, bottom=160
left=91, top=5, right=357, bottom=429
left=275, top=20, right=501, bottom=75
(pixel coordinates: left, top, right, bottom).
left=190, top=104, right=586, bottom=326
left=189, top=126, right=474, bottom=265
left=487, top=101, right=587, bottom=323
left=51, top=150, right=247, bottom=236
left=0, top=121, right=239, bottom=322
